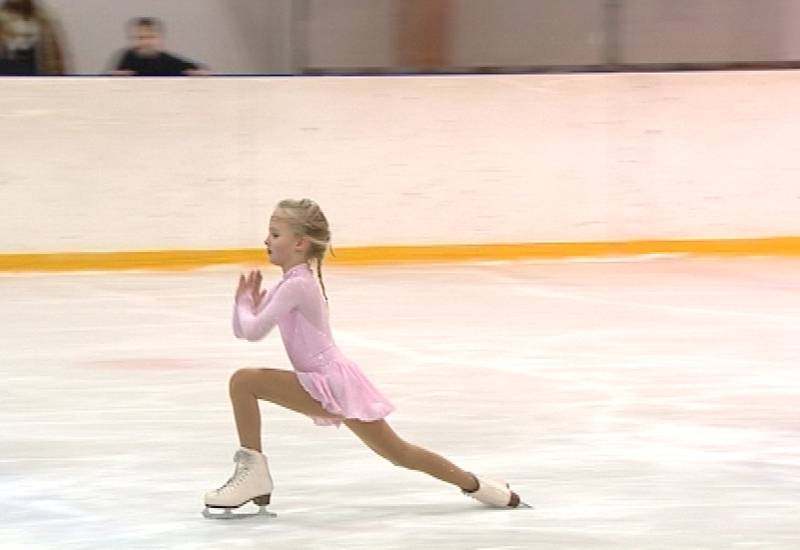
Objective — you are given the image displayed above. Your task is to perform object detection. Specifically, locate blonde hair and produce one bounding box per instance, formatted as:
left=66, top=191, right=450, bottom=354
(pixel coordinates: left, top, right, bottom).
left=273, top=198, right=332, bottom=301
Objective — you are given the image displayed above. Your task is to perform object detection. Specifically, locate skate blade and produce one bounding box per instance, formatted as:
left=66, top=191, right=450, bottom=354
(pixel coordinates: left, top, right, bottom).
left=509, top=491, right=533, bottom=509
left=202, top=506, right=277, bottom=520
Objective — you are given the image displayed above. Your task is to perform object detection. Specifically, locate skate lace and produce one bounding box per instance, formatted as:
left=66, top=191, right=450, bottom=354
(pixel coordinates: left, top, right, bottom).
left=215, top=451, right=252, bottom=494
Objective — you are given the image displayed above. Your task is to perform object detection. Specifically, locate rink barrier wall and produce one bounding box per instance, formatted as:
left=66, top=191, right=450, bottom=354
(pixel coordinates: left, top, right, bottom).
left=2, top=237, right=800, bottom=272
left=3, top=73, right=800, bottom=268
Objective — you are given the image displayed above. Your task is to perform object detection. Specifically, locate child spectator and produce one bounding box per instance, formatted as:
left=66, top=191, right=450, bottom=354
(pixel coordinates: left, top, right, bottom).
left=108, top=17, right=209, bottom=76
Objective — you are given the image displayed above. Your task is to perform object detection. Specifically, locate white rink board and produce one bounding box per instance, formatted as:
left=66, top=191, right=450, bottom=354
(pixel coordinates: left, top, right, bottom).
left=1, top=72, right=800, bottom=254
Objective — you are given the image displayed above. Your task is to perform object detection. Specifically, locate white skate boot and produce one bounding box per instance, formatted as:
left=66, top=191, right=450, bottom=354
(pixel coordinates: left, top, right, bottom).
left=203, top=447, right=276, bottom=519
left=463, top=475, right=531, bottom=509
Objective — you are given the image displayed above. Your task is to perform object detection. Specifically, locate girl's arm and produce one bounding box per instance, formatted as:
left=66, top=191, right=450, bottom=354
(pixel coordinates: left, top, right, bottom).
left=232, top=271, right=264, bottom=338
left=232, top=276, right=302, bottom=341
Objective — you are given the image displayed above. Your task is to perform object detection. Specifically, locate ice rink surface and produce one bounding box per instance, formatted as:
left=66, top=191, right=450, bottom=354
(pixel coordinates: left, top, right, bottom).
left=1, top=257, right=799, bottom=549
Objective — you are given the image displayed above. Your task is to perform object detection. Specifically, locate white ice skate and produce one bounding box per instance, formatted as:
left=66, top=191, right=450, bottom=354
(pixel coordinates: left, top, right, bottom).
left=203, top=447, right=276, bottom=519
left=463, top=475, right=532, bottom=509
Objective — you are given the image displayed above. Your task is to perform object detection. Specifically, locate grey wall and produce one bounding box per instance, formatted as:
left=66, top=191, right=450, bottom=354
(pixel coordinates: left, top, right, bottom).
left=299, top=0, right=608, bottom=71
left=300, top=0, right=800, bottom=71
left=37, top=0, right=800, bottom=75
left=619, top=0, right=787, bottom=65
left=304, top=0, right=395, bottom=71
left=451, top=0, right=607, bottom=68
left=43, top=0, right=292, bottom=75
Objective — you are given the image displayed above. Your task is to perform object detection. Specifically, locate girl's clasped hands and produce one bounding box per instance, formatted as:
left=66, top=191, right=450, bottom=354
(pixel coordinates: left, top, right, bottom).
left=236, top=270, right=267, bottom=307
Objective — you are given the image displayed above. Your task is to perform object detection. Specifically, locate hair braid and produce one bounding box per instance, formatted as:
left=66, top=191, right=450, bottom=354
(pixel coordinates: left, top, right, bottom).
left=316, top=256, right=328, bottom=302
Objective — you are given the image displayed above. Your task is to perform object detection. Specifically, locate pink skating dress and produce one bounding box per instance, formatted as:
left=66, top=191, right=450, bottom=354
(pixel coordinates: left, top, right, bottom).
left=232, top=263, right=395, bottom=426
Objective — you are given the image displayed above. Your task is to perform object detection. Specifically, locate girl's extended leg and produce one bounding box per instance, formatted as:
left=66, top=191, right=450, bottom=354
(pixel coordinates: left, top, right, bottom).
left=344, top=418, right=479, bottom=493
left=224, top=368, right=523, bottom=507
left=229, top=368, right=477, bottom=491
left=228, top=367, right=340, bottom=452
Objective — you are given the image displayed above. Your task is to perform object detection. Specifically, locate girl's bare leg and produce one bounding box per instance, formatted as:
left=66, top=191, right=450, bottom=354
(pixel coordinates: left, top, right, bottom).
left=228, top=367, right=339, bottom=452
left=344, top=419, right=479, bottom=492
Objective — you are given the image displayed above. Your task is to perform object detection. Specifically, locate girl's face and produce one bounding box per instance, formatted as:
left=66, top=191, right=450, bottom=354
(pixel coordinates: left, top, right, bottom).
left=264, top=213, right=306, bottom=270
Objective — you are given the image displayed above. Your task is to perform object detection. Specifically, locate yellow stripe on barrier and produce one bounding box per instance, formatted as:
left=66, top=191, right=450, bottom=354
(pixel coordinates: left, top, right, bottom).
left=1, top=237, right=799, bottom=272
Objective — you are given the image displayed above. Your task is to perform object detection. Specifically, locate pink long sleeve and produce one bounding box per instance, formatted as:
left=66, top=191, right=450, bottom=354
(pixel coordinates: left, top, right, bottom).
left=229, top=263, right=394, bottom=426
left=232, top=277, right=306, bottom=342
left=230, top=264, right=339, bottom=371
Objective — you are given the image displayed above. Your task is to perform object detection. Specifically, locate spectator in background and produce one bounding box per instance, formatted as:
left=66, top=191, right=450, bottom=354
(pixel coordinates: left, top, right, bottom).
left=0, top=0, right=65, bottom=75
left=108, top=17, right=209, bottom=77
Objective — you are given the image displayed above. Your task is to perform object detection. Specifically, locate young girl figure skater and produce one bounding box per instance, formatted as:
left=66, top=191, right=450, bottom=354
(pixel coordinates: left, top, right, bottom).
left=204, top=199, right=527, bottom=515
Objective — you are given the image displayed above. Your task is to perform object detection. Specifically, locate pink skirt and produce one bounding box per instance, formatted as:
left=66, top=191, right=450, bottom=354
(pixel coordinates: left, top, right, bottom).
left=295, top=360, right=395, bottom=427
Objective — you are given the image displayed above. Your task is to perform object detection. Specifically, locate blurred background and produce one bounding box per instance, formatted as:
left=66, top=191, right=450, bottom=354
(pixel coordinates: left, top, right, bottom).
left=22, top=0, right=800, bottom=76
